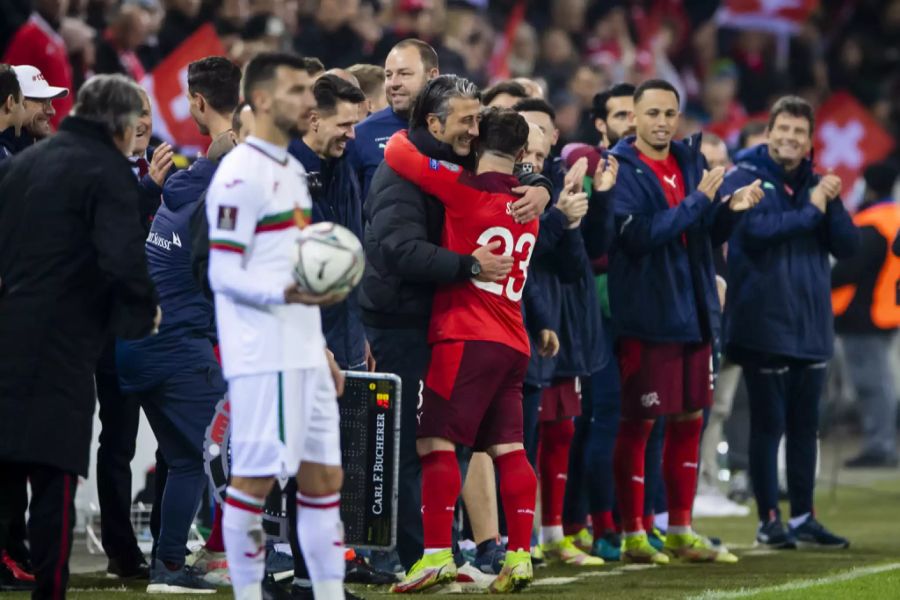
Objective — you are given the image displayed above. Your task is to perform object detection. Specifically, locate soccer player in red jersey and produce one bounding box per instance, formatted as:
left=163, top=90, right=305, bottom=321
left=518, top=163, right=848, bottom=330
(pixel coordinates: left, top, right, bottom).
left=608, top=79, right=763, bottom=565
left=382, top=108, right=546, bottom=594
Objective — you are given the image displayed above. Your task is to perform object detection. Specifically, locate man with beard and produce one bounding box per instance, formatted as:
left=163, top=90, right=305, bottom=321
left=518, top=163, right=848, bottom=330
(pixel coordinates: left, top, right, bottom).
left=206, top=52, right=349, bottom=600
left=609, top=79, right=762, bottom=565
left=0, top=65, right=67, bottom=155
left=720, top=96, right=859, bottom=550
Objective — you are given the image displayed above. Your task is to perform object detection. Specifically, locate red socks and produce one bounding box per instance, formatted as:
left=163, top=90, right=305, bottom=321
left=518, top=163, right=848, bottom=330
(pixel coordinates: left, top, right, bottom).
left=591, top=510, right=616, bottom=536
left=663, top=417, right=704, bottom=527
left=613, top=419, right=654, bottom=533
left=205, top=502, right=225, bottom=552
left=420, top=450, right=460, bottom=550
left=538, top=419, right=575, bottom=527
left=495, top=449, right=537, bottom=552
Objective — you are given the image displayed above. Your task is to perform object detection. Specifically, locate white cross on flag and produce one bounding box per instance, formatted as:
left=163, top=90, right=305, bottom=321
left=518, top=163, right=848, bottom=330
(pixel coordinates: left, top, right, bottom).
left=814, top=91, right=894, bottom=189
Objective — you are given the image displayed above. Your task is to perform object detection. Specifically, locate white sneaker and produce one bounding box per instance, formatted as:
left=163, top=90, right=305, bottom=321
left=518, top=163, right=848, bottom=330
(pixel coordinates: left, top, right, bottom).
left=185, top=547, right=230, bottom=586
left=455, top=562, right=496, bottom=591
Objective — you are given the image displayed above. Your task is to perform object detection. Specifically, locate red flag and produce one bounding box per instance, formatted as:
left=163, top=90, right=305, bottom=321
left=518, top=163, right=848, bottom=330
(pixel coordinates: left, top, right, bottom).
left=487, top=0, right=526, bottom=82
left=141, top=24, right=225, bottom=152
left=814, top=91, right=894, bottom=189
left=718, top=0, right=819, bottom=34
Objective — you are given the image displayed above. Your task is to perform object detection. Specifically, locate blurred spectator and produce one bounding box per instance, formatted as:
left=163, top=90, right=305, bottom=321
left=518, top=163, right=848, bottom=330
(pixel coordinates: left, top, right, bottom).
left=535, top=28, right=577, bottom=93
left=60, top=16, right=96, bottom=90
left=347, top=63, right=386, bottom=115
left=3, top=0, right=75, bottom=128
left=514, top=76, right=546, bottom=99
left=832, top=161, right=900, bottom=468
left=568, top=64, right=608, bottom=146
left=507, top=22, right=538, bottom=78
left=235, top=13, right=288, bottom=64
left=369, top=0, right=441, bottom=65
left=482, top=80, right=528, bottom=109
left=700, top=132, right=730, bottom=171
left=728, top=30, right=781, bottom=115
left=158, top=0, right=202, bottom=58
left=294, top=0, right=366, bottom=69
left=95, top=5, right=151, bottom=80
left=591, top=82, right=635, bottom=148
left=738, top=120, right=768, bottom=151
left=0, top=65, right=25, bottom=160
left=696, top=61, right=747, bottom=148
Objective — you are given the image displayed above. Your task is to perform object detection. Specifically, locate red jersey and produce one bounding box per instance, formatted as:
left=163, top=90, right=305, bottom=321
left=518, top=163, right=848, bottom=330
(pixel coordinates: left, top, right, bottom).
left=383, top=131, right=538, bottom=356
left=637, top=149, right=685, bottom=208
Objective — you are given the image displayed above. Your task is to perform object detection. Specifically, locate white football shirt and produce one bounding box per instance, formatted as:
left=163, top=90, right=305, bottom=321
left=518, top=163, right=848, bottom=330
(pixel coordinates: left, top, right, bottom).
left=206, top=136, right=327, bottom=378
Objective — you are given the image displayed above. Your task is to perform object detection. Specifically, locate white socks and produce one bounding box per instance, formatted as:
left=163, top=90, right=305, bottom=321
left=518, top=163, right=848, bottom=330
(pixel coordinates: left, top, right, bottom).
left=541, top=525, right=564, bottom=544
left=223, top=487, right=266, bottom=598
left=296, top=492, right=346, bottom=599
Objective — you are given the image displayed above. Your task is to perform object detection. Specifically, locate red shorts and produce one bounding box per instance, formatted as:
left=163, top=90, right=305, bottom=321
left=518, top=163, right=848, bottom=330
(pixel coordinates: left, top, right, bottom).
left=538, top=377, right=582, bottom=422
left=419, top=340, right=529, bottom=451
left=617, top=338, right=713, bottom=420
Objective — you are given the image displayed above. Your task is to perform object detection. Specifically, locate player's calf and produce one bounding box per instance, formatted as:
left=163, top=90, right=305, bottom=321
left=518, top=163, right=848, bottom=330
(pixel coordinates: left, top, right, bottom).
left=296, top=462, right=347, bottom=600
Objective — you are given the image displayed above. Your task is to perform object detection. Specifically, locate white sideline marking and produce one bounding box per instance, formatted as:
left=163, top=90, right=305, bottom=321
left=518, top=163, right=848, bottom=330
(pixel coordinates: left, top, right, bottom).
left=685, top=562, right=900, bottom=599
left=532, top=576, right=579, bottom=586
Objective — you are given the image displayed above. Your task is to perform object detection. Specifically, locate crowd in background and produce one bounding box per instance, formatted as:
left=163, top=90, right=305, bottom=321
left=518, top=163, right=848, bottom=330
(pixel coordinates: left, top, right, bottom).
left=1, top=0, right=899, bottom=155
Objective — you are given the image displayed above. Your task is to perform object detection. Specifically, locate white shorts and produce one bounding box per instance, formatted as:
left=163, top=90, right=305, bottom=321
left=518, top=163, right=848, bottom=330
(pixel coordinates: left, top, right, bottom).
left=228, top=366, right=341, bottom=478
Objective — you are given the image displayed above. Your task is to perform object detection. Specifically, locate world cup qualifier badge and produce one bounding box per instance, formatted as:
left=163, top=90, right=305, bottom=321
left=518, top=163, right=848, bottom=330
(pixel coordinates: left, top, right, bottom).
left=203, top=397, right=292, bottom=541
left=217, top=205, right=238, bottom=231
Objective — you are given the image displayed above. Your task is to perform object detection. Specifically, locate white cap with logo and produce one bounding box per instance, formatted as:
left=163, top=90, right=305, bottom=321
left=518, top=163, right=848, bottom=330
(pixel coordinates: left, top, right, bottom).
left=12, top=65, right=69, bottom=100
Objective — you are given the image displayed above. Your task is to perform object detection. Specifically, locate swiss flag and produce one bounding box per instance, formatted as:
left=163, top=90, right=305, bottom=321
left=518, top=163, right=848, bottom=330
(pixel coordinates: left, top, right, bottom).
left=814, top=92, right=894, bottom=189
left=718, top=0, right=819, bottom=34
left=140, top=24, right=225, bottom=153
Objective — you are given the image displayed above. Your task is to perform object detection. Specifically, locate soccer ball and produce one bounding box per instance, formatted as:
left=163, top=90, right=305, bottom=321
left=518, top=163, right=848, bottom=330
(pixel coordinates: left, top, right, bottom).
left=293, top=222, right=365, bottom=295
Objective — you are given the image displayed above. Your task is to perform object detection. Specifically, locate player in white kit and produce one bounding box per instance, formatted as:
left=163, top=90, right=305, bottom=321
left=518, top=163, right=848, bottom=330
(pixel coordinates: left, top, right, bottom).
left=206, top=52, right=349, bottom=600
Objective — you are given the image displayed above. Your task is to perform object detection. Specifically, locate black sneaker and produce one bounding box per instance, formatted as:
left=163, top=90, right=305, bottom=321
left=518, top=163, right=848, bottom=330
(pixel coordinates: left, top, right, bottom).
left=0, top=560, right=34, bottom=592
left=755, top=520, right=797, bottom=549
left=472, top=538, right=506, bottom=575
left=344, top=555, right=399, bottom=585
left=790, top=517, right=850, bottom=549
left=107, top=556, right=150, bottom=580
left=263, top=575, right=292, bottom=600
left=146, top=559, right=216, bottom=594
left=844, top=452, right=899, bottom=469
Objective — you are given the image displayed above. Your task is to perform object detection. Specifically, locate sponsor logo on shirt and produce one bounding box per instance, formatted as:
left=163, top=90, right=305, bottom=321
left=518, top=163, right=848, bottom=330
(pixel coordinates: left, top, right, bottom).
left=147, top=231, right=172, bottom=251
left=172, top=232, right=182, bottom=248
left=663, top=174, right=677, bottom=189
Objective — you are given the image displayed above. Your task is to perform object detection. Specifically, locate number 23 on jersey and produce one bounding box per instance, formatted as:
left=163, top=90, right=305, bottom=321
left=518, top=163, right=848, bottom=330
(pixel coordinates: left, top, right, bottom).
left=472, top=226, right=536, bottom=302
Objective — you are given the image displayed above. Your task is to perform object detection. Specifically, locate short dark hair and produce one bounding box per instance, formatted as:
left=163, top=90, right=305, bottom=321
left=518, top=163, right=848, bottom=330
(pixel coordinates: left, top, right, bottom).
left=634, top=78, right=680, bottom=105
left=0, top=64, right=22, bottom=106
left=513, top=98, right=556, bottom=122
left=303, top=57, right=325, bottom=76
left=477, top=107, right=529, bottom=158
left=482, top=80, right=528, bottom=107
left=592, top=82, right=635, bottom=121
left=232, top=100, right=249, bottom=134
left=314, top=74, right=366, bottom=115
left=187, top=56, right=241, bottom=114
left=72, top=74, right=143, bottom=138
left=864, top=160, right=899, bottom=198
left=767, top=95, right=815, bottom=133
left=391, top=38, right=439, bottom=72
left=347, top=64, right=385, bottom=97
left=738, top=120, right=767, bottom=149
left=409, top=74, right=480, bottom=129
left=242, top=52, right=308, bottom=111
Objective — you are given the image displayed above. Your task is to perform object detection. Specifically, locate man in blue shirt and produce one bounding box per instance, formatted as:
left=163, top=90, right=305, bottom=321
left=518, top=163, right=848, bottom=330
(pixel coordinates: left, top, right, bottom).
left=346, top=38, right=438, bottom=201
left=721, top=96, right=859, bottom=551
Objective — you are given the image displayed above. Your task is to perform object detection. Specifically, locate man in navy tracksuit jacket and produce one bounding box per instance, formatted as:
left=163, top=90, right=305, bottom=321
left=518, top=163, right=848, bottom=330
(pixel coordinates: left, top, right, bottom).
left=116, top=156, right=224, bottom=590
left=288, top=74, right=369, bottom=371
left=720, top=96, right=859, bottom=550
left=607, top=79, right=762, bottom=564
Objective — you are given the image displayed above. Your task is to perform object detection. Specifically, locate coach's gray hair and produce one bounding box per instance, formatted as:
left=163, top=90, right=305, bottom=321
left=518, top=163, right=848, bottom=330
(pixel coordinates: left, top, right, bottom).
left=72, top=74, right=144, bottom=138
left=409, top=74, right=481, bottom=129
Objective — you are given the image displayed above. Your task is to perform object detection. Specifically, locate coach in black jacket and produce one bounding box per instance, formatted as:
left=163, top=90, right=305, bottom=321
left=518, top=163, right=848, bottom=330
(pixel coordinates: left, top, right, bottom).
left=361, top=75, right=550, bottom=571
left=0, top=75, right=159, bottom=600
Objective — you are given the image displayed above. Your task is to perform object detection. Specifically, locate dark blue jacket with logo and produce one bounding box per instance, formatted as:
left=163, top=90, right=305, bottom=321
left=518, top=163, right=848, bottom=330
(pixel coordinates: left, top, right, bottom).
left=116, top=158, right=219, bottom=391
left=609, top=134, right=738, bottom=344
left=346, top=106, right=407, bottom=201
left=289, top=138, right=367, bottom=369
left=721, top=144, right=859, bottom=362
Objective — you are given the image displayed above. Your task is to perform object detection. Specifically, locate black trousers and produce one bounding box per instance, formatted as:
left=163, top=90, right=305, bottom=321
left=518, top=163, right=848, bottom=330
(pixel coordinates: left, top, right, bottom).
left=95, top=343, right=144, bottom=568
left=0, top=462, right=77, bottom=600
left=365, top=325, right=430, bottom=571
